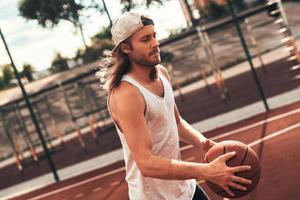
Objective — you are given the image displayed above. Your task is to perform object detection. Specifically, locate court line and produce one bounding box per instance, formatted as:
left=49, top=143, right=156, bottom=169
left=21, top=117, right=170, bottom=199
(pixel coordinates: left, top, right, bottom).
left=74, top=193, right=84, bottom=198
left=248, top=123, right=300, bottom=147
left=110, top=181, right=120, bottom=186
left=209, top=108, right=300, bottom=141
left=27, top=109, right=300, bottom=200
left=181, top=107, right=300, bottom=151
left=92, top=187, right=102, bottom=192
left=28, top=168, right=124, bottom=200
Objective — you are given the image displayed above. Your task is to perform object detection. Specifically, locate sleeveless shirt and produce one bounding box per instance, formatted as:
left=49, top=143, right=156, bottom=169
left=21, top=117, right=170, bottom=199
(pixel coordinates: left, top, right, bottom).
left=108, top=71, right=196, bottom=200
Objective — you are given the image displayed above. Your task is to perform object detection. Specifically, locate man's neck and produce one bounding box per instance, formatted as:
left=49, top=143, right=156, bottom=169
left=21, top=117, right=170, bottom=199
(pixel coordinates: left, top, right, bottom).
left=129, top=63, right=157, bottom=84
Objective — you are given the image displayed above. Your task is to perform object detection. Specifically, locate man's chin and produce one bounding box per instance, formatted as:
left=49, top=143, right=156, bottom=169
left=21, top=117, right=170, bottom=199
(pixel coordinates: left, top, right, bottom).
left=153, top=57, right=161, bottom=65
left=137, top=57, right=161, bottom=68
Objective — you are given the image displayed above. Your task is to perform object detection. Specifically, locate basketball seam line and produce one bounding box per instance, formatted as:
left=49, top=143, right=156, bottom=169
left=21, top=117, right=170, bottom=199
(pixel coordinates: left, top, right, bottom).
left=216, top=189, right=246, bottom=194
left=240, top=146, right=249, bottom=165
left=247, top=167, right=261, bottom=180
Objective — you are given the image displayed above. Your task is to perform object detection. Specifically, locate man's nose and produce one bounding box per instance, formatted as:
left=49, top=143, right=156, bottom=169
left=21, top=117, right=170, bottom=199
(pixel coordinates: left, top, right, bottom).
left=151, top=38, right=160, bottom=48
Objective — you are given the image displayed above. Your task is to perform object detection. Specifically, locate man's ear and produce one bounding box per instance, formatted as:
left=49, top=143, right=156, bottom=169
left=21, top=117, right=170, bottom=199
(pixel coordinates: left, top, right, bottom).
left=120, top=43, right=131, bottom=54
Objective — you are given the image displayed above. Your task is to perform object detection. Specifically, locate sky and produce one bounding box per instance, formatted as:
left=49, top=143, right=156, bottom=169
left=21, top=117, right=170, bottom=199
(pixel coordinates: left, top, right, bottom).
left=0, top=0, right=187, bottom=72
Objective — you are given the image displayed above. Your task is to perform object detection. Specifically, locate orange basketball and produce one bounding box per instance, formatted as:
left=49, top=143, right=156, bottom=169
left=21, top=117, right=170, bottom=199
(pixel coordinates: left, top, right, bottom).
left=204, top=140, right=261, bottom=198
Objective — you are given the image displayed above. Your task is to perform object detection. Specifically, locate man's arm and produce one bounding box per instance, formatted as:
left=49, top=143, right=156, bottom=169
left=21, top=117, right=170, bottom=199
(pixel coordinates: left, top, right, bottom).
left=111, top=82, right=207, bottom=180
left=110, top=82, right=251, bottom=197
left=174, top=104, right=212, bottom=149
left=158, top=65, right=215, bottom=151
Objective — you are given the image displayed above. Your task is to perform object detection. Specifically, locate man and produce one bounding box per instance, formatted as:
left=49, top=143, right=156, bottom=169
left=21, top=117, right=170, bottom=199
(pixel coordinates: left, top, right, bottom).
left=104, top=12, right=251, bottom=200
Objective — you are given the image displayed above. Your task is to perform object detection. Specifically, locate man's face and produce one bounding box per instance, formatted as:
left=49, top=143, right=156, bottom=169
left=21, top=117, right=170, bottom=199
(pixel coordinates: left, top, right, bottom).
left=127, top=25, right=161, bottom=67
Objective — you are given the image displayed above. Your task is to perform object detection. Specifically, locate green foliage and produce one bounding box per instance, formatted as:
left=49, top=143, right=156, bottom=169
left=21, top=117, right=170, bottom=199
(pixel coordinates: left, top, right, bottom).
left=232, top=0, right=247, bottom=12
left=92, top=26, right=112, bottom=40
left=21, top=63, right=34, bottom=81
left=18, top=0, right=108, bottom=51
left=92, top=39, right=114, bottom=52
left=76, top=27, right=114, bottom=64
left=206, top=2, right=228, bottom=21
left=76, top=39, right=114, bottom=63
left=160, top=51, right=174, bottom=63
left=18, top=0, right=84, bottom=27
left=2, top=64, right=14, bottom=85
left=0, top=76, right=5, bottom=90
left=77, top=47, right=100, bottom=63
left=168, top=27, right=185, bottom=37
left=51, top=53, right=69, bottom=73
left=199, top=0, right=248, bottom=22
left=120, top=0, right=169, bottom=12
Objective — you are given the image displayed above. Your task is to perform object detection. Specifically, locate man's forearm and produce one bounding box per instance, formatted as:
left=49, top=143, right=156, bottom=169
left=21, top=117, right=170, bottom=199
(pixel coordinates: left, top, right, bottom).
left=141, top=154, right=209, bottom=181
left=177, top=118, right=207, bottom=148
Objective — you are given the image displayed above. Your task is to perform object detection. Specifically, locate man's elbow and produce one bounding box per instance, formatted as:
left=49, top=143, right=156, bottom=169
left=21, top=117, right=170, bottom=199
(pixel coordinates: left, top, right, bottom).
left=136, top=157, right=155, bottom=177
left=140, top=167, right=152, bottom=177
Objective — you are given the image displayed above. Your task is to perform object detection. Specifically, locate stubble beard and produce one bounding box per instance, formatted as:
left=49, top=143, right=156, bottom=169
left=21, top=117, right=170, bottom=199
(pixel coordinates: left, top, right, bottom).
left=134, top=55, right=161, bottom=68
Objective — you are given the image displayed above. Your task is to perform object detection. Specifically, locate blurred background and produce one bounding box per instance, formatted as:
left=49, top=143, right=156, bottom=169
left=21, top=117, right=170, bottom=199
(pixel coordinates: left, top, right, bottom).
left=0, top=0, right=299, bottom=199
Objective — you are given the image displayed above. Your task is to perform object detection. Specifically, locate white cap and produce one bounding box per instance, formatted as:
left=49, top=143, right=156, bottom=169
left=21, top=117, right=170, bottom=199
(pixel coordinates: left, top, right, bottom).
left=111, top=12, right=154, bottom=53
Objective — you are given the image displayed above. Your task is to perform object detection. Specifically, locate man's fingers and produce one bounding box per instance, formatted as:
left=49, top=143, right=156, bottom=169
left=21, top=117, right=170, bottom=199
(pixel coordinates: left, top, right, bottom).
left=223, top=186, right=235, bottom=197
left=232, top=175, right=252, bottom=185
left=204, top=139, right=210, bottom=146
left=228, top=182, right=247, bottom=191
left=232, top=165, right=251, bottom=173
left=219, top=151, right=236, bottom=161
left=208, top=139, right=217, bottom=147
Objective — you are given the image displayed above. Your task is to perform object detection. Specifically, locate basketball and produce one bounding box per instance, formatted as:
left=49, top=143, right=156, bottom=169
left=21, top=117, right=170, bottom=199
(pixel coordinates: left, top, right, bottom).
left=204, top=140, right=261, bottom=198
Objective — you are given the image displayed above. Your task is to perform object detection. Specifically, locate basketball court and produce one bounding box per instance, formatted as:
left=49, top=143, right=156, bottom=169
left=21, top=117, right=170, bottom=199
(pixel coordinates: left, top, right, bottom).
left=8, top=51, right=300, bottom=199
left=9, top=100, right=300, bottom=200
left=1, top=2, right=300, bottom=198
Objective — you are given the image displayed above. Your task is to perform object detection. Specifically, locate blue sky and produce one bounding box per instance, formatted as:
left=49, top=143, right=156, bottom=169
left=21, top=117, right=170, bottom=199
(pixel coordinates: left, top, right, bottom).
left=0, top=0, right=187, bottom=72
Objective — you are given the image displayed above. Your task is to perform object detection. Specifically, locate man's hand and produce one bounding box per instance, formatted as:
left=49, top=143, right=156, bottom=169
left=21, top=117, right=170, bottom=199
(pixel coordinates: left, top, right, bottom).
left=203, top=139, right=217, bottom=153
left=205, top=151, right=252, bottom=197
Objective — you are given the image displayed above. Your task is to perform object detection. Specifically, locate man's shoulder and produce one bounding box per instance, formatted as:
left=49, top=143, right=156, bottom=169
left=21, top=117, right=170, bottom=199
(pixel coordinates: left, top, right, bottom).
left=157, top=64, right=167, bottom=73
left=110, top=81, right=143, bottom=103
left=109, top=81, right=145, bottom=113
left=157, top=64, right=171, bottom=82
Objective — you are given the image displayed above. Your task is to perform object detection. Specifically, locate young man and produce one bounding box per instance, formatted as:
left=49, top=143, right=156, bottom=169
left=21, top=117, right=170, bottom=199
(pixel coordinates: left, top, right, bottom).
left=104, top=12, right=251, bottom=200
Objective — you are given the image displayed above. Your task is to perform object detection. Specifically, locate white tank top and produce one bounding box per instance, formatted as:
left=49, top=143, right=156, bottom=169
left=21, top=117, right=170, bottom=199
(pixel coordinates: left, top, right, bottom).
left=108, top=71, right=196, bottom=200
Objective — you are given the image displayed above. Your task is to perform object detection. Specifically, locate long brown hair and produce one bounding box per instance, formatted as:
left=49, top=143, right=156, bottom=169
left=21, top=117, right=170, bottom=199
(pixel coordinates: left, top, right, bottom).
left=106, top=41, right=132, bottom=91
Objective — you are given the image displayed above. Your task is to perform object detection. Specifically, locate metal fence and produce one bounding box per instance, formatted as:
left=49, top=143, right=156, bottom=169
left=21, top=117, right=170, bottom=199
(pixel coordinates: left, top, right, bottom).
left=0, top=2, right=299, bottom=169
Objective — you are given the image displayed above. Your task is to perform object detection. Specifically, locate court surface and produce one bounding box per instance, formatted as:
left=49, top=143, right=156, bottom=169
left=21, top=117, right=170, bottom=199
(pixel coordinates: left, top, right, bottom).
left=10, top=99, right=300, bottom=200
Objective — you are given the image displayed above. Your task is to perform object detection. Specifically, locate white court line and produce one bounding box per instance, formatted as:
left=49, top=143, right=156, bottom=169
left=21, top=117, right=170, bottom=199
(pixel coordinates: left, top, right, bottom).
left=27, top=168, right=124, bottom=200
left=27, top=110, right=300, bottom=200
left=209, top=108, right=300, bottom=141
left=181, top=107, right=300, bottom=151
left=221, top=123, right=300, bottom=200
left=248, top=123, right=300, bottom=147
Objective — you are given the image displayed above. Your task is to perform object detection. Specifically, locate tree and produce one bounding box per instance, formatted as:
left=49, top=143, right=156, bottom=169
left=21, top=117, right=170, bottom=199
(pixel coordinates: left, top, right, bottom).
left=19, top=0, right=114, bottom=49
left=51, top=53, right=69, bottom=73
left=232, top=0, right=247, bottom=12
left=22, top=63, right=34, bottom=82
left=92, top=26, right=112, bottom=40
left=197, top=0, right=249, bottom=22
left=120, top=0, right=169, bottom=12
left=197, top=1, right=227, bottom=22
left=19, top=0, right=88, bottom=49
left=0, top=76, right=5, bottom=90
left=2, top=64, right=14, bottom=85
left=209, top=0, right=247, bottom=11
left=18, top=0, right=83, bottom=27
left=76, top=38, right=114, bottom=64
